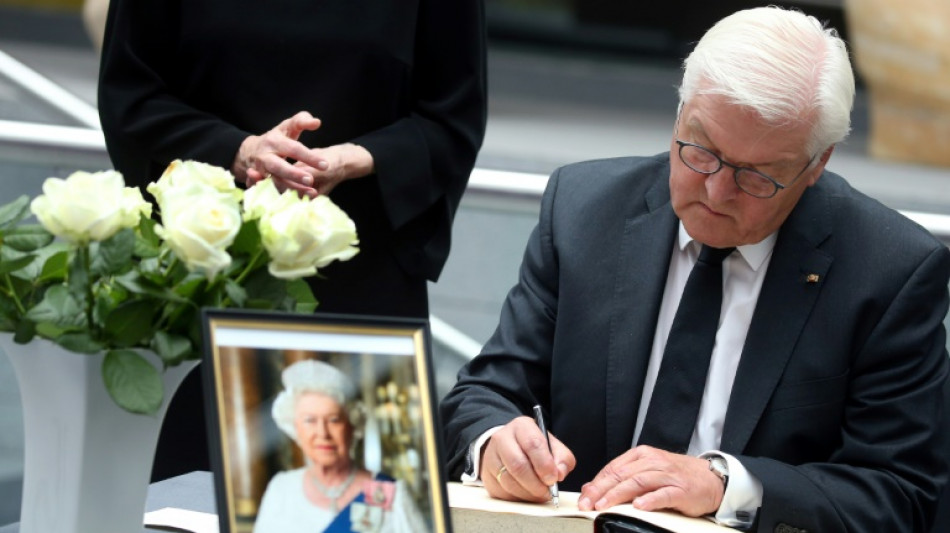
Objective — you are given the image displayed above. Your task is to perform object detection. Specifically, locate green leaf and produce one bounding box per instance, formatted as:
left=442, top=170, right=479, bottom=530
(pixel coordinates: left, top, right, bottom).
left=134, top=238, right=161, bottom=259
left=230, top=220, right=261, bottom=255
left=35, top=321, right=69, bottom=339
left=134, top=217, right=161, bottom=253
left=102, top=349, right=163, bottom=415
left=114, top=270, right=189, bottom=304
left=136, top=256, right=164, bottom=282
left=7, top=241, right=69, bottom=281
left=224, top=278, right=246, bottom=307
left=161, top=302, right=204, bottom=342
left=0, top=196, right=30, bottom=230
left=93, top=284, right=123, bottom=326
left=37, top=250, right=68, bottom=283
left=172, top=273, right=208, bottom=300
left=151, top=331, right=192, bottom=366
left=245, top=298, right=277, bottom=309
left=24, top=285, right=86, bottom=328
left=0, top=253, right=36, bottom=275
left=295, top=299, right=318, bottom=313
left=277, top=295, right=297, bottom=311
left=166, top=259, right=192, bottom=283
left=103, top=299, right=156, bottom=347
left=4, top=225, right=54, bottom=252
left=0, top=295, right=18, bottom=331
left=287, top=278, right=317, bottom=310
left=93, top=228, right=135, bottom=275
left=4, top=273, right=31, bottom=297
left=243, top=268, right=287, bottom=304
left=134, top=218, right=162, bottom=258
left=55, top=332, right=104, bottom=354
left=13, top=319, right=35, bottom=343
left=222, top=255, right=249, bottom=278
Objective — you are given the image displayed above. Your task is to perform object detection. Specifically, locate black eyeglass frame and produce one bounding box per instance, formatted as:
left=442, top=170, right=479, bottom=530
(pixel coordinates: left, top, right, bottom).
left=675, top=139, right=815, bottom=199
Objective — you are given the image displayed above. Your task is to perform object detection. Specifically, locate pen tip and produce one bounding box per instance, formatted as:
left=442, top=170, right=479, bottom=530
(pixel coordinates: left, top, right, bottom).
left=553, top=497, right=559, bottom=508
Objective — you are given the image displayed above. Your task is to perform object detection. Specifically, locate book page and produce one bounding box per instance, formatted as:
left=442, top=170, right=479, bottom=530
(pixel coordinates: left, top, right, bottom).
left=446, top=483, right=733, bottom=532
left=143, top=507, right=220, bottom=533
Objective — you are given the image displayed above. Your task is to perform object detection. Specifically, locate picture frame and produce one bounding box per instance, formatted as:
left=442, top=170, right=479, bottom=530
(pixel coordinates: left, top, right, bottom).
left=200, top=308, right=452, bottom=533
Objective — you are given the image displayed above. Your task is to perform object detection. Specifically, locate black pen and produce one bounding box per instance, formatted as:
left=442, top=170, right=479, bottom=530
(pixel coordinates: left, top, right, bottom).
left=532, top=404, right=560, bottom=507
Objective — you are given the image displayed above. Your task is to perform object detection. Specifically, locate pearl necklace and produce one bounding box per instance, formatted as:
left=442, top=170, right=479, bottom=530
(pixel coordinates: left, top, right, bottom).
left=309, top=467, right=358, bottom=512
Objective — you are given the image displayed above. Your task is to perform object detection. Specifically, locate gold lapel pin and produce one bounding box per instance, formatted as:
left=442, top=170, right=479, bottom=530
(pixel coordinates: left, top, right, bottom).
left=806, top=273, right=820, bottom=283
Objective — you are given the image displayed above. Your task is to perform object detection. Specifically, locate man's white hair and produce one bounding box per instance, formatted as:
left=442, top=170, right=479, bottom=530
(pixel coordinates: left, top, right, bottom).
left=271, top=359, right=363, bottom=442
left=678, top=6, right=855, bottom=157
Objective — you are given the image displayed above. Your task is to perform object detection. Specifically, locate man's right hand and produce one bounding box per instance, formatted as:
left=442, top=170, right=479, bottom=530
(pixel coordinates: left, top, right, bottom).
left=480, top=416, right=576, bottom=503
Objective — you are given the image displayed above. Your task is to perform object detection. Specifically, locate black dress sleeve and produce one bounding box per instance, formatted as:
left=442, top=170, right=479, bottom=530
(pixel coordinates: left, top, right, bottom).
left=353, top=0, right=487, bottom=233
left=97, top=0, right=248, bottom=189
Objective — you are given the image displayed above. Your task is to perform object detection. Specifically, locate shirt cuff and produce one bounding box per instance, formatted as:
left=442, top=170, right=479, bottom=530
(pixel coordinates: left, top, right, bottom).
left=700, top=451, right=762, bottom=529
left=460, top=426, right=504, bottom=485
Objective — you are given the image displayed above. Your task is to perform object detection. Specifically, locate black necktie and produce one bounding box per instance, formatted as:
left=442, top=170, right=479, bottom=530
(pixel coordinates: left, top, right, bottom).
left=637, top=244, right=734, bottom=453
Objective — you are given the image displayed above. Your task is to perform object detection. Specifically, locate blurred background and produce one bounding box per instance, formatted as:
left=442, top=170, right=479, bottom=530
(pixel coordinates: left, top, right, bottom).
left=1, top=0, right=949, bottom=526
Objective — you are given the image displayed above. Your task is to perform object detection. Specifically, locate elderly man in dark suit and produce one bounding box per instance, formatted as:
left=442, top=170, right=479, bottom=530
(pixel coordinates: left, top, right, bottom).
left=440, top=6, right=950, bottom=532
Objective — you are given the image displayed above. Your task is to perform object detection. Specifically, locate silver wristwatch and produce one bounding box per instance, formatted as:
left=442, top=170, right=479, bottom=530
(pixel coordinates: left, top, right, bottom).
left=707, top=455, right=729, bottom=489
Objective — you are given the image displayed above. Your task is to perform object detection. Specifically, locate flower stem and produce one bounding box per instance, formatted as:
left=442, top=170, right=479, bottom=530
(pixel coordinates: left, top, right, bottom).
left=153, top=252, right=179, bottom=332
left=234, top=249, right=265, bottom=285
left=1, top=274, right=27, bottom=315
left=214, top=276, right=231, bottom=309
left=80, top=245, right=95, bottom=331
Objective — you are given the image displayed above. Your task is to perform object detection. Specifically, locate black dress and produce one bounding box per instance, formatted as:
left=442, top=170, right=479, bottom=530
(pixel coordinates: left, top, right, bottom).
left=98, top=0, right=487, bottom=480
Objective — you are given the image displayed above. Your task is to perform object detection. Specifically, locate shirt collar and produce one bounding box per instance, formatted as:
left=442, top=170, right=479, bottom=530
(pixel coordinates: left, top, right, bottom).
left=677, top=222, right=776, bottom=272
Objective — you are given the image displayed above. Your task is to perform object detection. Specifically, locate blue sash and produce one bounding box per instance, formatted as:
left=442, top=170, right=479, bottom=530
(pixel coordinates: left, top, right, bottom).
left=322, top=473, right=395, bottom=533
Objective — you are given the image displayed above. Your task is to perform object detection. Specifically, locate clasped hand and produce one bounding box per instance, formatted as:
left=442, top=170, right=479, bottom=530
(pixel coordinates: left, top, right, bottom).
left=481, top=418, right=724, bottom=517
left=233, top=111, right=374, bottom=197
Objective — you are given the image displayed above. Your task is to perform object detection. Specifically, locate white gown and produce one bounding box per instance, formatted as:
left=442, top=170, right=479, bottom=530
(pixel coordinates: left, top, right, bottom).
left=253, top=469, right=428, bottom=533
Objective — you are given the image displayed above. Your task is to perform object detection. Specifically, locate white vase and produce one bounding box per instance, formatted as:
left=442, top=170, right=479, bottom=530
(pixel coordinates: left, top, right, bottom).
left=0, top=333, right=199, bottom=533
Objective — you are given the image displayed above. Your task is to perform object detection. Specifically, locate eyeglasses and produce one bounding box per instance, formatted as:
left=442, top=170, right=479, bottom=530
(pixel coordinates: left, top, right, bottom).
left=675, top=140, right=814, bottom=199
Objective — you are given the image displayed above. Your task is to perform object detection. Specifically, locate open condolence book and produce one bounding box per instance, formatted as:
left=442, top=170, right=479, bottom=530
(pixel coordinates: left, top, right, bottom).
left=447, top=482, right=734, bottom=533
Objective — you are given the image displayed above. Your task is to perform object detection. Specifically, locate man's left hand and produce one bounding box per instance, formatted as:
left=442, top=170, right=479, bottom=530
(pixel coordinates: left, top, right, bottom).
left=578, top=446, right=724, bottom=517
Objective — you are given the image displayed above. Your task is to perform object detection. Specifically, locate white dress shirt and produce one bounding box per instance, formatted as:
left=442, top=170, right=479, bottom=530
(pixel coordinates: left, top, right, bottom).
left=631, top=223, right=772, bottom=527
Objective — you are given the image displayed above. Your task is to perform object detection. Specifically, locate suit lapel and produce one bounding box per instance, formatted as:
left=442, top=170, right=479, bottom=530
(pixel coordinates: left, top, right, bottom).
left=720, top=185, right=834, bottom=454
left=604, top=178, right=679, bottom=459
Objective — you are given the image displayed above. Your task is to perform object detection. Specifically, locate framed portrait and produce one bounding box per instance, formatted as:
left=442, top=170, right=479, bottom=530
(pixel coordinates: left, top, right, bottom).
left=200, top=308, right=452, bottom=533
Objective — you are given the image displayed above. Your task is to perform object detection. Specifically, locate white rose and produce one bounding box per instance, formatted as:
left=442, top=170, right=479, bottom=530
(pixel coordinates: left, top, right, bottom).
left=304, top=196, right=360, bottom=268
left=121, top=186, right=153, bottom=227
left=155, top=179, right=235, bottom=213
left=156, top=191, right=242, bottom=279
left=30, top=170, right=147, bottom=244
left=242, top=179, right=282, bottom=221
left=259, top=194, right=359, bottom=279
left=147, top=159, right=241, bottom=208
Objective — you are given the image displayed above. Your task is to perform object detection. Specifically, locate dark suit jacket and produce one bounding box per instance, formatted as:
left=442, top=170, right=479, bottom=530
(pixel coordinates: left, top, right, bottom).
left=440, top=153, right=950, bottom=532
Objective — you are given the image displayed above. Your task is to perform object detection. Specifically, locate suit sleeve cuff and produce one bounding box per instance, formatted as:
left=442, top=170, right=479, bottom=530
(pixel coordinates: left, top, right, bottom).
left=460, top=426, right=504, bottom=485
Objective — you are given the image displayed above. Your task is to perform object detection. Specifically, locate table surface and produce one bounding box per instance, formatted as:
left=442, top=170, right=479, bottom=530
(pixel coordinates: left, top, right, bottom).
left=0, top=471, right=217, bottom=533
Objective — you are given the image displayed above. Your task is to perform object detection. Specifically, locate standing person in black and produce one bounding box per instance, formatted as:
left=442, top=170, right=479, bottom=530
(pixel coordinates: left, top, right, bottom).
left=97, top=0, right=487, bottom=481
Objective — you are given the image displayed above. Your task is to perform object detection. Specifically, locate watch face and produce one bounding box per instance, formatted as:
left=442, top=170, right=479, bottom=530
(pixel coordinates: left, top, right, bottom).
left=709, top=457, right=728, bottom=481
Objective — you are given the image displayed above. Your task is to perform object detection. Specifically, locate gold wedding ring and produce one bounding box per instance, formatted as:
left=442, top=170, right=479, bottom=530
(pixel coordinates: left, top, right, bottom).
left=495, top=465, right=507, bottom=483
